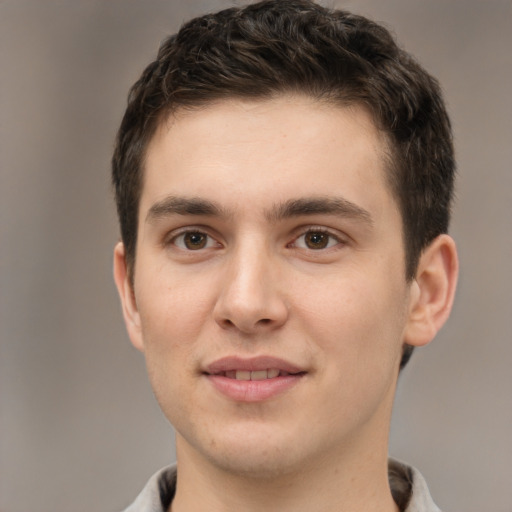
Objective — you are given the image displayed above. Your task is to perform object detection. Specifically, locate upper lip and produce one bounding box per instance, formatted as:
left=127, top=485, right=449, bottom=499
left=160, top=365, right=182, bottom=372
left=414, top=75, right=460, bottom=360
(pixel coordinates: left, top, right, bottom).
left=204, top=356, right=305, bottom=375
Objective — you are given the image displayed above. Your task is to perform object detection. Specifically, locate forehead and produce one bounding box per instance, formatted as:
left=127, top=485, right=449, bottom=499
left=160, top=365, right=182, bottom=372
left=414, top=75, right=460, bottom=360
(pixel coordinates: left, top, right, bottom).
left=141, top=95, right=395, bottom=221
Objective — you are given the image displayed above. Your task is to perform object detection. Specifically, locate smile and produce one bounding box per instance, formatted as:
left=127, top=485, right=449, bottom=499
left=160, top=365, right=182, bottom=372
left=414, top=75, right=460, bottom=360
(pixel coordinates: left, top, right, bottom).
left=219, top=369, right=294, bottom=380
left=204, top=357, right=306, bottom=402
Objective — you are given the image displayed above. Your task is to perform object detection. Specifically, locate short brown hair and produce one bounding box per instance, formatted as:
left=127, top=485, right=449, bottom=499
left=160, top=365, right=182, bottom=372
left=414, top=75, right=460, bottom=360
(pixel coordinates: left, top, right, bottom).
left=112, top=0, right=455, bottom=369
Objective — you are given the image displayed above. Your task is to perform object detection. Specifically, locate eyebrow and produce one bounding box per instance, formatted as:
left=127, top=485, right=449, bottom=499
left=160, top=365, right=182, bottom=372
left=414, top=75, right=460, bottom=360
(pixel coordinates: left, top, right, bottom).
left=145, top=194, right=373, bottom=226
left=146, top=196, right=228, bottom=222
left=267, top=197, right=373, bottom=225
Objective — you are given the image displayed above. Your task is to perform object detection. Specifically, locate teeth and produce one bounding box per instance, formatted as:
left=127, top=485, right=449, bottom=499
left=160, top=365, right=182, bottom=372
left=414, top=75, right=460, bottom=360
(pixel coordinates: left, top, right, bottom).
left=267, top=368, right=280, bottom=379
left=230, top=369, right=281, bottom=380
left=250, top=370, right=268, bottom=381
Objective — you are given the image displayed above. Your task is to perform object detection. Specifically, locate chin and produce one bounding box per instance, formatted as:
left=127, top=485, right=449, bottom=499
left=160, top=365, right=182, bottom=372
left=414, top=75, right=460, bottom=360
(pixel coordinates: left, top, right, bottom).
left=207, top=446, right=303, bottom=480
left=178, top=421, right=312, bottom=480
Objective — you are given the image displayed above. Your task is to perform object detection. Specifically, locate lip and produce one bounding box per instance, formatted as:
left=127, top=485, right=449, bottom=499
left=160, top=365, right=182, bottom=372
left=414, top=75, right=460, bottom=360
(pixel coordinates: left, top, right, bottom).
left=204, top=356, right=306, bottom=402
left=205, top=356, right=304, bottom=374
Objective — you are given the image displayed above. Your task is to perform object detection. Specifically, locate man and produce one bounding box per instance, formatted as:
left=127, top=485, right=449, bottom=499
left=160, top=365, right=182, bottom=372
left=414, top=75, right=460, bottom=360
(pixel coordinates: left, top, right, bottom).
left=112, top=1, right=458, bottom=510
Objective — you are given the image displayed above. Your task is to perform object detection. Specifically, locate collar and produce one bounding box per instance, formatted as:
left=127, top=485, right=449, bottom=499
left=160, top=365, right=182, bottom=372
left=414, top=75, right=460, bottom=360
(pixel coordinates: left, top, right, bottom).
left=122, top=458, right=441, bottom=512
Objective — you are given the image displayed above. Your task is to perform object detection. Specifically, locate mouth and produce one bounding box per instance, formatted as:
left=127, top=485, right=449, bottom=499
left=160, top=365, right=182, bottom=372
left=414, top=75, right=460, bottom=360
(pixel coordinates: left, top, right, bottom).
left=203, top=356, right=306, bottom=402
left=210, top=369, right=301, bottom=380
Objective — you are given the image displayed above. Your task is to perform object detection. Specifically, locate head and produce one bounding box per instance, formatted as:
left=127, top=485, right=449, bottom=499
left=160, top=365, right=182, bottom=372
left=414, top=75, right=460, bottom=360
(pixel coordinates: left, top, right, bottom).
left=112, top=1, right=459, bottom=482
left=112, top=0, right=455, bottom=369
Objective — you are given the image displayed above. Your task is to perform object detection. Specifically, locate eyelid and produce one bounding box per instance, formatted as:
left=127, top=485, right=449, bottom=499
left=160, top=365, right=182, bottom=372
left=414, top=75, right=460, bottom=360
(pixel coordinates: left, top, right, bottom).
left=162, top=224, right=347, bottom=251
left=164, top=226, right=222, bottom=250
left=289, top=226, right=347, bottom=250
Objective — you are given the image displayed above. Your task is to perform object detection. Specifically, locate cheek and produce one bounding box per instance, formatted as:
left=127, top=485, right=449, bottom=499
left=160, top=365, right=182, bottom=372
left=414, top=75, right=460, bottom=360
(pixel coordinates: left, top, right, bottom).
left=136, top=264, right=212, bottom=343
left=135, top=271, right=212, bottom=393
left=295, top=273, right=407, bottom=427
left=295, top=269, right=407, bottom=368
left=137, top=290, right=203, bottom=426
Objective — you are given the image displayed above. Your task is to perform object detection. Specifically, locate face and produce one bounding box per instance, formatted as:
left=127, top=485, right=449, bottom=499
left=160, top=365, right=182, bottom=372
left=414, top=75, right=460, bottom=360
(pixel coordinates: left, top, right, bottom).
left=117, top=96, right=419, bottom=478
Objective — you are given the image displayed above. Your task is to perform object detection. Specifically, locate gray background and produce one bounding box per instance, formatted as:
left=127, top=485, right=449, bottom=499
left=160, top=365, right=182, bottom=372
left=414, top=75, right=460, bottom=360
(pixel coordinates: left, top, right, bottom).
left=1, top=1, right=511, bottom=511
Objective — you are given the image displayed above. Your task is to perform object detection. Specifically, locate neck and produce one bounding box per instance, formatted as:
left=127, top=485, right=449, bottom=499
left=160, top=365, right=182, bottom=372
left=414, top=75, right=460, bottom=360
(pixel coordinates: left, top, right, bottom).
left=170, top=425, right=399, bottom=512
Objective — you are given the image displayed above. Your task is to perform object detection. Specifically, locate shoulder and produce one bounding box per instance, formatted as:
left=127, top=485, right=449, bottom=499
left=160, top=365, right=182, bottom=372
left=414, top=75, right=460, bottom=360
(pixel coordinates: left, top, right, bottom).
left=121, top=465, right=177, bottom=512
left=389, top=458, right=442, bottom=512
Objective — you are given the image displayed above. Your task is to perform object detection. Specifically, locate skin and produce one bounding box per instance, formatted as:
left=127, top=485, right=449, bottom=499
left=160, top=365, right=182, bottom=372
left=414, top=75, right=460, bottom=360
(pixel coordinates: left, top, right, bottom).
left=114, top=95, right=458, bottom=512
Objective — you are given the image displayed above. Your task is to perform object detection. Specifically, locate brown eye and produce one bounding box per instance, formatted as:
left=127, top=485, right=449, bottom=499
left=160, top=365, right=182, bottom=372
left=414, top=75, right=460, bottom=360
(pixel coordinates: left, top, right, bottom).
left=292, top=230, right=340, bottom=251
left=304, top=232, right=330, bottom=249
left=183, top=232, right=208, bottom=250
left=170, top=230, right=220, bottom=252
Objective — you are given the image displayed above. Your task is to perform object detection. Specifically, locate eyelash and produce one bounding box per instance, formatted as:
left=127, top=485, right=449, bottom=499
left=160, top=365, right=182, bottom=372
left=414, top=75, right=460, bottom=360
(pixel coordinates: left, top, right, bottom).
left=165, top=226, right=345, bottom=252
left=168, top=229, right=220, bottom=251
left=289, top=228, right=343, bottom=251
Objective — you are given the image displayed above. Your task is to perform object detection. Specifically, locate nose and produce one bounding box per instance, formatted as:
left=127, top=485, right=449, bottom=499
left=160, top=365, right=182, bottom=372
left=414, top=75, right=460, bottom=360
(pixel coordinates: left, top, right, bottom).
left=213, top=244, right=289, bottom=334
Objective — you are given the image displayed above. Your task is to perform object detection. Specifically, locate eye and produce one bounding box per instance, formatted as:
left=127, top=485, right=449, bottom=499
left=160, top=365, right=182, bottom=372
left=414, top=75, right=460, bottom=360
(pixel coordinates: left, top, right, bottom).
left=172, top=230, right=218, bottom=250
left=292, top=229, right=341, bottom=250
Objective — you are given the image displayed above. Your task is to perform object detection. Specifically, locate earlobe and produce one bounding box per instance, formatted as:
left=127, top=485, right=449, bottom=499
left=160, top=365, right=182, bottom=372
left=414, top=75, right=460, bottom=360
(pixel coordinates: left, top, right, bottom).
left=404, top=234, right=458, bottom=347
left=113, top=242, right=145, bottom=352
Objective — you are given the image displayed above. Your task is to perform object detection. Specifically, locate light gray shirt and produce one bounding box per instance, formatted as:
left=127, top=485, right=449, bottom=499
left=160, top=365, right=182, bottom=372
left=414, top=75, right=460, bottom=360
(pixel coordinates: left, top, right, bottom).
left=122, top=459, right=441, bottom=512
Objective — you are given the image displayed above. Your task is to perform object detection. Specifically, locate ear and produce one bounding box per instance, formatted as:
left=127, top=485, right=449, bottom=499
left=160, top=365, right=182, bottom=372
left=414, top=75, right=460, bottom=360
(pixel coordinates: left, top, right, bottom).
left=404, top=234, right=458, bottom=347
left=113, top=242, right=145, bottom=352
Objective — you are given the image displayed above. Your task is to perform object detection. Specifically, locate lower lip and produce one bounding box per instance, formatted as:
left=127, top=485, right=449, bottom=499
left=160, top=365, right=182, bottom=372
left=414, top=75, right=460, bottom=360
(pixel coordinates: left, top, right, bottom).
left=206, top=374, right=304, bottom=402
